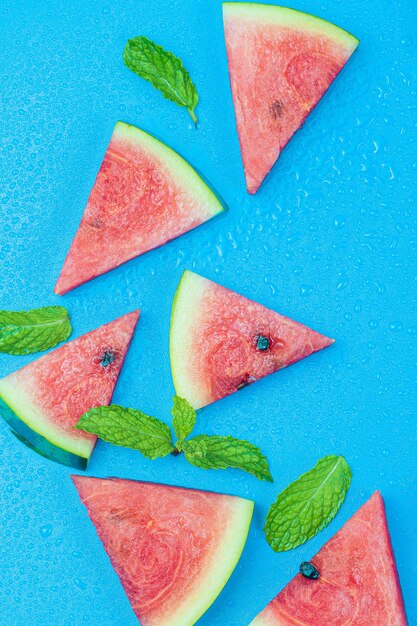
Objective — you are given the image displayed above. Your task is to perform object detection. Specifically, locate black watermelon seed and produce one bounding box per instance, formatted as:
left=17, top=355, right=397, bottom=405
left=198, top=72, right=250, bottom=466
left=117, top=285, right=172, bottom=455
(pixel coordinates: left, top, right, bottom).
left=270, top=100, right=284, bottom=119
left=256, top=335, right=271, bottom=351
left=237, top=375, right=256, bottom=390
left=87, top=218, right=103, bottom=229
left=300, top=561, right=320, bottom=580
left=100, top=349, right=116, bottom=367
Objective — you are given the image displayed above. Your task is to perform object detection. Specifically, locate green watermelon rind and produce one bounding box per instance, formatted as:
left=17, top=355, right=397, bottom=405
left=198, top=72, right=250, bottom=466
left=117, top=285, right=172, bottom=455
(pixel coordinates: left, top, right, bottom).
left=114, top=121, right=229, bottom=219
left=170, top=495, right=254, bottom=625
left=170, top=269, right=210, bottom=409
left=222, top=3, right=359, bottom=50
left=0, top=379, right=94, bottom=465
left=0, top=397, right=87, bottom=469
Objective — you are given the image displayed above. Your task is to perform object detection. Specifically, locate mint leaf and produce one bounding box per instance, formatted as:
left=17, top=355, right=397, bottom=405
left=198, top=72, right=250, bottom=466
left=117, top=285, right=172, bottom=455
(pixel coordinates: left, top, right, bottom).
left=171, top=395, right=196, bottom=442
left=0, top=306, right=72, bottom=355
left=76, top=405, right=174, bottom=460
left=180, top=435, right=273, bottom=482
left=264, top=455, right=352, bottom=552
left=123, top=36, right=199, bottom=123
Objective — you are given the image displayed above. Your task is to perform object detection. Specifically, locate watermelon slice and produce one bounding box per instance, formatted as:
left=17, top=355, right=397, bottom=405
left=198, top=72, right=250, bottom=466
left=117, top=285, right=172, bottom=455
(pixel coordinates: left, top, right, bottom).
left=250, top=492, right=408, bottom=626
left=223, top=3, right=359, bottom=193
left=55, top=122, right=227, bottom=295
left=170, top=270, right=333, bottom=408
left=0, top=311, right=139, bottom=468
left=72, top=476, right=254, bottom=626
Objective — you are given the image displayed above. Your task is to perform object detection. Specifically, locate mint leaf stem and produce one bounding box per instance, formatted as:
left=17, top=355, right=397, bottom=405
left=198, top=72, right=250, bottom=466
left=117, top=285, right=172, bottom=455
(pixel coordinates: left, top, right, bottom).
left=188, top=108, right=197, bottom=125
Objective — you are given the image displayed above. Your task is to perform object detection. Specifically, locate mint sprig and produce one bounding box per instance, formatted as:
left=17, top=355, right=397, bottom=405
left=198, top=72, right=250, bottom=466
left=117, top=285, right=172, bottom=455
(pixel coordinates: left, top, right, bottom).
left=123, top=36, right=199, bottom=124
left=264, top=455, right=351, bottom=552
left=0, top=306, right=72, bottom=355
left=77, top=395, right=272, bottom=482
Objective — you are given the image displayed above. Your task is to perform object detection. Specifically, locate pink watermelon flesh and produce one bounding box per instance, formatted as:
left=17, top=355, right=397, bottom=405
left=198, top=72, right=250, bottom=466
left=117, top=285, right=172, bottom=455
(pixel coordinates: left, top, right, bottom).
left=251, top=492, right=408, bottom=626
left=170, top=271, right=333, bottom=409
left=55, top=122, right=225, bottom=295
left=0, top=311, right=139, bottom=467
left=223, top=4, right=359, bottom=193
left=72, top=476, right=253, bottom=626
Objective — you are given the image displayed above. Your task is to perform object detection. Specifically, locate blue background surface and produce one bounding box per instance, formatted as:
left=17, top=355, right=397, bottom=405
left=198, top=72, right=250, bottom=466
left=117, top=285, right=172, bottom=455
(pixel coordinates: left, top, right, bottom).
left=0, top=0, right=416, bottom=624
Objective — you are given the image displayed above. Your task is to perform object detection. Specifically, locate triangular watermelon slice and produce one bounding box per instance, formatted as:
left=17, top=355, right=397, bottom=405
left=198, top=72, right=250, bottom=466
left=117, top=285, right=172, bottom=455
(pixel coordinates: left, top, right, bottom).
left=250, top=492, right=408, bottom=626
left=223, top=3, right=359, bottom=193
left=55, top=122, right=227, bottom=294
left=72, top=476, right=254, bottom=626
left=0, top=311, right=139, bottom=468
left=170, top=270, right=333, bottom=408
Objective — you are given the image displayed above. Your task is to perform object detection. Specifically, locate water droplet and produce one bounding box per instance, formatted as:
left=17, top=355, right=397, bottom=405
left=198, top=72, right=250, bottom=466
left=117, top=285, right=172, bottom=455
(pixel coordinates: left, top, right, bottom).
left=299, top=284, right=313, bottom=297
left=74, top=578, right=87, bottom=591
left=388, top=321, right=403, bottom=333
left=334, top=215, right=346, bottom=229
left=39, top=524, right=52, bottom=538
left=336, top=272, right=349, bottom=291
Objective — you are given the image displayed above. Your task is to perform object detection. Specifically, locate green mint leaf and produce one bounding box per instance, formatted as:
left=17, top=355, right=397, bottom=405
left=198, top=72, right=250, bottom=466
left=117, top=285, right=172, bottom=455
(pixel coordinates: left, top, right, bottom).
left=180, top=435, right=273, bottom=482
left=0, top=306, right=72, bottom=355
left=76, top=405, right=174, bottom=460
left=171, top=395, right=196, bottom=442
left=264, top=455, right=352, bottom=552
left=123, top=36, right=199, bottom=123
